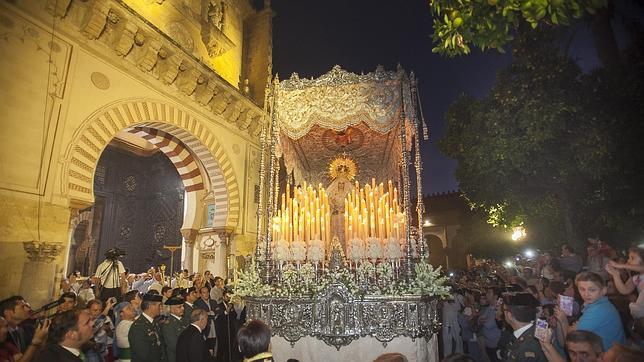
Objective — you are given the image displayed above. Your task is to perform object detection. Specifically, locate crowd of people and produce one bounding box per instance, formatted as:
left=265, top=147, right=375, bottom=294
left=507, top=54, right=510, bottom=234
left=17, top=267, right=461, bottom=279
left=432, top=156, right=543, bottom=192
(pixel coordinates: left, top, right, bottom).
left=440, top=240, right=644, bottom=362
left=3, top=241, right=644, bottom=362
left=0, top=248, right=273, bottom=362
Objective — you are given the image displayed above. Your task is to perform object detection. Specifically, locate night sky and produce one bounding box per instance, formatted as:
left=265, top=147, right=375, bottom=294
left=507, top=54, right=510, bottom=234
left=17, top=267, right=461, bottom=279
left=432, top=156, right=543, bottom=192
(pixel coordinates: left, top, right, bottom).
left=269, top=0, right=606, bottom=195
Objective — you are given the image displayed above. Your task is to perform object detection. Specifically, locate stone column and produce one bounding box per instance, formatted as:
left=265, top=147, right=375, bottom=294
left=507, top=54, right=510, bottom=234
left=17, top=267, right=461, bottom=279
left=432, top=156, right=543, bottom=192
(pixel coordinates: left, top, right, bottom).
left=19, top=241, right=63, bottom=307
left=181, top=228, right=198, bottom=273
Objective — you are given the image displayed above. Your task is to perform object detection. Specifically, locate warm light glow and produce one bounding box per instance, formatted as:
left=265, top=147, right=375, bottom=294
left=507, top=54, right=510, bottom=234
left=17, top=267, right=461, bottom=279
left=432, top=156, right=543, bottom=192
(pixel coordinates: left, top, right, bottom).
left=511, top=226, right=526, bottom=241
left=504, top=260, right=514, bottom=268
left=344, top=179, right=404, bottom=242
left=423, top=219, right=432, bottom=227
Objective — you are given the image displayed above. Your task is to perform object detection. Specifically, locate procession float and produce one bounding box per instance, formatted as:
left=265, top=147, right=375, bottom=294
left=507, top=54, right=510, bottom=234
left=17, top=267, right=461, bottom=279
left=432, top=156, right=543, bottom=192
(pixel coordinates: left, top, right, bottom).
left=235, top=65, right=450, bottom=361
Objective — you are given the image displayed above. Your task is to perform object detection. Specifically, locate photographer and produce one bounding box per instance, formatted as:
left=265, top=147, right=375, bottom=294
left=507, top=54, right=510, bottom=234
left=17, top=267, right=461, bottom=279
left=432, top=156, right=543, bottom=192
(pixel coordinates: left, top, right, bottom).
left=94, top=248, right=126, bottom=303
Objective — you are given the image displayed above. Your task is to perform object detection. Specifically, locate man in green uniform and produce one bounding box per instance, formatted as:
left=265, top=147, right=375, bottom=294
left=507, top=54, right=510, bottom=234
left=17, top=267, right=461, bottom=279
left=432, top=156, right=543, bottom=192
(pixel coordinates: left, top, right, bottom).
left=128, top=293, right=166, bottom=362
left=501, top=292, right=547, bottom=362
left=182, top=287, right=199, bottom=325
left=161, top=295, right=188, bottom=362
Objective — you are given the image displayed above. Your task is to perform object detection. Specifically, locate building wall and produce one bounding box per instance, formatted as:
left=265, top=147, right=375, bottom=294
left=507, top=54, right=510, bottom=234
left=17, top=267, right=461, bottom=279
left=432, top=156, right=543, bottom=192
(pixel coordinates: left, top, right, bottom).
left=0, top=0, right=270, bottom=303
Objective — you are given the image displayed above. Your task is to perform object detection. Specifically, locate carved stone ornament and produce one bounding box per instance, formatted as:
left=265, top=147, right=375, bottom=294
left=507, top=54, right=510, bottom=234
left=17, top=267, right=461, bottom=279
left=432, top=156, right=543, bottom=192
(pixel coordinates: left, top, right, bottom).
left=200, top=18, right=234, bottom=57
left=200, top=233, right=226, bottom=250
left=181, top=228, right=199, bottom=245
left=201, top=252, right=216, bottom=260
left=23, top=241, right=63, bottom=262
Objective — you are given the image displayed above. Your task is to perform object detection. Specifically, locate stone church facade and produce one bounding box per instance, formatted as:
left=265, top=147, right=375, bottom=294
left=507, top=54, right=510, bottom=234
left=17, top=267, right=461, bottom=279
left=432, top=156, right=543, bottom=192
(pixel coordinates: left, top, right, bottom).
left=0, top=0, right=272, bottom=305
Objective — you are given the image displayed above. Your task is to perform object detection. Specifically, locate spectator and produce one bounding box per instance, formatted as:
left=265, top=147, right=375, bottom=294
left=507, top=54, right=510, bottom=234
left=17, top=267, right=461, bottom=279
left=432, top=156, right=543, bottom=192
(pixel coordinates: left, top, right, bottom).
left=237, top=320, right=273, bottom=362
left=558, top=245, right=583, bottom=274
left=147, top=273, right=163, bottom=294
left=586, top=239, right=610, bottom=279
left=122, top=291, right=141, bottom=317
left=539, top=329, right=604, bottom=362
left=605, top=246, right=644, bottom=318
left=57, top=293, right=77, bottom=313
left=564, top=272, right=625, bottom=350
left=113, top=302, right=135, bottom=362
left=161, top=286, right=173, bottom=316
left=35, top=309, right=92, bottom=362
left=0, top=312, right=49, bottom=362
left=195, top=286, right=217, bottom=352
left=182, top=287, right=199, bottom=325
left=478, top=288, right=501, bottom=361
left=86, top=298, right=115, bottom=360
left=1, top=296, right=33, bottom=354
left=175, top=309, right=212, bottom=362
left=565, top=330, right=604, bottom=362
left=77, top=280, right=95, bottom=307
left=210, top=277, right=224, bottom=304
left=442, top=291, right=464, bottom=356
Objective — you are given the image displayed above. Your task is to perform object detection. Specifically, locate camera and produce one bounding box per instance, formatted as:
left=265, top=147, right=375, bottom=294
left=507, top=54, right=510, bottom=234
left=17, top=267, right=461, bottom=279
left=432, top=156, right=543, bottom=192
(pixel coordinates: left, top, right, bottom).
left=105, top=247, right=126, bottom=260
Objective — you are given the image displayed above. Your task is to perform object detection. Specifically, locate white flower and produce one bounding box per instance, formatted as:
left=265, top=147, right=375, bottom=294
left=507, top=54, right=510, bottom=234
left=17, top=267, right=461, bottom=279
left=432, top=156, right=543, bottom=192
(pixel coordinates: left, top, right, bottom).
left=307, top=239, right=325, bottom=262
left=384, top=237, right=402, bottom=259
left=290, top=241, right=307, bottom=262
left=347, top=238, right=365, bottom=260
left=273, top=239, right=290, bottom=262
left=366, top=237, right=382, bottom=260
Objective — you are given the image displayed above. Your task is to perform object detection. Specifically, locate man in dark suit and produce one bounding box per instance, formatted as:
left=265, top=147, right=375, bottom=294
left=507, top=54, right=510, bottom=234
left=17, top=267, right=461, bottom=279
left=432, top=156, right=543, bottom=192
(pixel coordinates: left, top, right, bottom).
left=160, top=295, right=188, bottom=362
left=35, top=309, right=94, bottom=362
left=195, top=286, right=218, bottom=352
left=128, top=293, right=166, bottom=362
left=182, top=287, right=198, bottom=325
left=175, top=309, right=213, bottom=362
left=214, top=287, right=243, bottom=362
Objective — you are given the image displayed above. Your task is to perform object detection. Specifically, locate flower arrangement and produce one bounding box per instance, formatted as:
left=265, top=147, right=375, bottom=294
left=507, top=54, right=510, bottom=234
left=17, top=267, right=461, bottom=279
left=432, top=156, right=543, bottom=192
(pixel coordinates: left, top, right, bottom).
left=290, top=240, right=307, bottom=262
left=347, top=238, right=365, bottom=260
left=273, top=239, right=290, bottom=262
left=384, top=237, right=402, bottom=260
left=235, top=258, right=451, bottom=300
left=365, top=237, right=382, bottom=260
left=232, top=259, right=272, bottom=298
left=307, top=239, right=325, bottom=262
left=407, top=261, right=451, bottom=298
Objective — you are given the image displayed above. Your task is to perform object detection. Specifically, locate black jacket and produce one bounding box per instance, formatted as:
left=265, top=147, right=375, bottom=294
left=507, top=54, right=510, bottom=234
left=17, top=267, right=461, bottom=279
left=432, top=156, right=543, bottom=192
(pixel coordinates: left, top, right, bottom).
left=175, top=325, right=213, bottom=362
left=34, top=344, right=82, bottom=362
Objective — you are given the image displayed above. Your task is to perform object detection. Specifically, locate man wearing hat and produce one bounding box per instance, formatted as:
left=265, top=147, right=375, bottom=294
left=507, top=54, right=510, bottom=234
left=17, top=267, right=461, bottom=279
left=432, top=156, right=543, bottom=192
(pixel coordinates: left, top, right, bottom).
left=500, top=292, right=547, bottom=361
left=182, top=287, right=199, bottom=325
left=128, top=293, right=166, bottom=362
left=161, top=295, right=188, bottom=362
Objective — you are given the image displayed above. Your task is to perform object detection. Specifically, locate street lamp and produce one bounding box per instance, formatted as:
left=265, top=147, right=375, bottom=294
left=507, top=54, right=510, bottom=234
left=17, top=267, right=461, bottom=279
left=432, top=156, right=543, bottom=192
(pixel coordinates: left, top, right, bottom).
left=511, top=226, right=526, bottom=241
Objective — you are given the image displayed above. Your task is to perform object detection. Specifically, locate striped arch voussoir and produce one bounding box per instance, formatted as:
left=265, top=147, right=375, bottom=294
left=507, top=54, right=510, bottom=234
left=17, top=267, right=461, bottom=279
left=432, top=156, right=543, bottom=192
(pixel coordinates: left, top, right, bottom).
left=65, top=99, right=240, bottom=230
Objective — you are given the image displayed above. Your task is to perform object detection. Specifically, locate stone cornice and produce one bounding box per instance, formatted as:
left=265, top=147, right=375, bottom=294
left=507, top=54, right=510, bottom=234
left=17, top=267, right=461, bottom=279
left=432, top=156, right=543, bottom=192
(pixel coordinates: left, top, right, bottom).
left=40, top=0, right=266, bottom=138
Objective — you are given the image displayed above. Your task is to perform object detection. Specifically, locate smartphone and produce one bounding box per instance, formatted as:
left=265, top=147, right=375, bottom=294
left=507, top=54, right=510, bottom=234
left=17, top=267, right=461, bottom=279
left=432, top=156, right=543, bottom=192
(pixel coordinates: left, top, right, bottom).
left=534, top=318, right=549, bottom=341
left=559, top=295, right=574, bottom=317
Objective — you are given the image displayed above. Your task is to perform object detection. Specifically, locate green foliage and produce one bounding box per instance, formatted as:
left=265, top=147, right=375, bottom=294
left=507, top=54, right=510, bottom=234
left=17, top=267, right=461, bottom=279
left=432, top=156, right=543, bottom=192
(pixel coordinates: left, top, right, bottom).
left=428, top=0, right=607, bottom=56
left=439, top=29, right=644, bottom=251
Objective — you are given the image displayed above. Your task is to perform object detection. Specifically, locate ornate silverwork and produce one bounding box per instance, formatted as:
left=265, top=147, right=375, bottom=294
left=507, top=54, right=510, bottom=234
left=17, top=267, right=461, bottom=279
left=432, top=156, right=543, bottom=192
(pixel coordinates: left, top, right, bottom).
left=247, top=283, right=441, bottom=350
